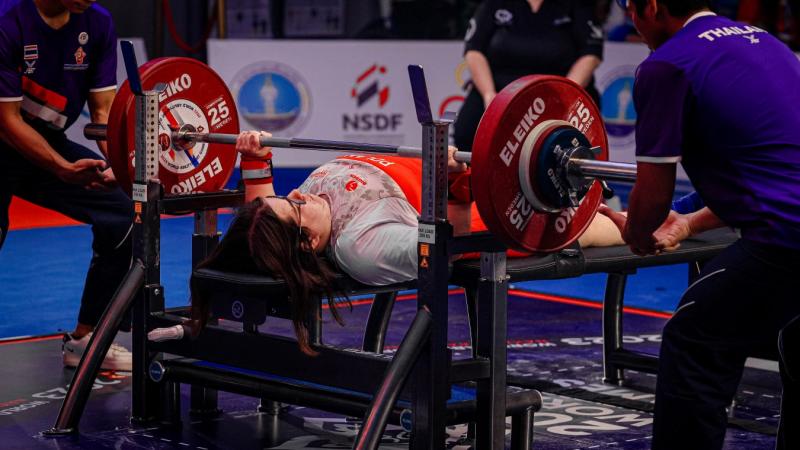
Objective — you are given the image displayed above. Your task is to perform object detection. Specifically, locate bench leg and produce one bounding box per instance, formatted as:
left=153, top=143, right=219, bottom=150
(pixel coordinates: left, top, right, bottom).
left=510, top=407, right=534, bottom=450
left=475, top=252, right=509, bottom=449
left=464, top=285, right=479, bottom=359
left=189, top=385, right=221, bottom=418
left=160, top=380, right=182, bottom=428
left=603, top=272, right=629, bottom=385
left=362, top=291, right=397, bottom=353
left=464, top=286, right=480, bottom=442
left=258, top=398, right=281, bottom=415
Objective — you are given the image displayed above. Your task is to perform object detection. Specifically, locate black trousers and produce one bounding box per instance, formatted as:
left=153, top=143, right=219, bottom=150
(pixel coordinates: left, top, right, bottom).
left=0, top=134, right=133, bottom=328
left=778, top=314, right=800, bottom=450
left=652, top=238, right=800, bottom=449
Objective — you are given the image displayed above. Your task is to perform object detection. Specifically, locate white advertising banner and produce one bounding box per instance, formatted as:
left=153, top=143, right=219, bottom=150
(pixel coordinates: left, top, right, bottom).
left=208, top=39, right=688, bottom=181
left=593, top=42, right=650, bottom=163
left=208, top=39, right=468, bottom=167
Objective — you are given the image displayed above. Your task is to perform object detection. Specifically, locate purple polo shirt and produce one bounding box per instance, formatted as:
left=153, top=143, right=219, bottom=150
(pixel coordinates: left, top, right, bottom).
left=634, top=13, right=800, bottom=249
left=0, top=0, right=116, bottom=132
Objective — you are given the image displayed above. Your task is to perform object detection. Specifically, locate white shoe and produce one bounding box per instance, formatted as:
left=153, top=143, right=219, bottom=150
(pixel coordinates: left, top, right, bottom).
left=62, top=333, right=132, bottom=372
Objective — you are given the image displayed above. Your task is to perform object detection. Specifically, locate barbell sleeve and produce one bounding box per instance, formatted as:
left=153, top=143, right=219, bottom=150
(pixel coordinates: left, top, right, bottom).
left=84, top=123, right=108, bottom=141
left=567, top=157, right=638, bottom=183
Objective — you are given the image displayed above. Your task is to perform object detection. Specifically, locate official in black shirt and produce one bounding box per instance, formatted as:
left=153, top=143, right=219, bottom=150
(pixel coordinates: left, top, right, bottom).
left=454, top=0, right=604, bottom=152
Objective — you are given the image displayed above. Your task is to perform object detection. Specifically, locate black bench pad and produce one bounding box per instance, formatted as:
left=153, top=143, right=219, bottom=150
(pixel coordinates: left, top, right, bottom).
left=451, top=228, right=738, bottom=284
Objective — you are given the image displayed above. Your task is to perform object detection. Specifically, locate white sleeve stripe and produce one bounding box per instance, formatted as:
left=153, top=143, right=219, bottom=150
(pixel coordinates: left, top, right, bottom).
left=89, top=85, right=117, bottom=93
left=636, top=155, right=682, bottom=163
left=0, top=96, right=23, bottom=102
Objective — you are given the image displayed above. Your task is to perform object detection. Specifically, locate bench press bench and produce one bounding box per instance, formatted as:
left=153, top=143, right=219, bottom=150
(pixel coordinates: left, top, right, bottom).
left=149, top=265, right=541, bottom=449
left=152, top=227, right=736, bottom=446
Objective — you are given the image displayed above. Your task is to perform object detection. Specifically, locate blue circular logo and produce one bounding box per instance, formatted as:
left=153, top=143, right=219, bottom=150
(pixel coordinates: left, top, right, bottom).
left=599, top=67, right=637, bottom=142
left=399, top=409, right=413, bottom=432
left=601, top=76, right=636, bottom=136
left=232, top=62, right=311, bottom=135
left=148, top=361, right=164, bottom=382
left=231, top=300, right=244, bottom=319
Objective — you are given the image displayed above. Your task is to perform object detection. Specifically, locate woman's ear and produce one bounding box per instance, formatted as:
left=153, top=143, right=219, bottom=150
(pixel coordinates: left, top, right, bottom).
left=301, top=229, right=321, bottom=253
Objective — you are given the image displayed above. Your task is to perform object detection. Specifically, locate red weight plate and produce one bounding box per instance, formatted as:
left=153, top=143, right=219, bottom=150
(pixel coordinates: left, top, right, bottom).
left=471, top=75, right=609, bottom=252
left=107, top=57, right=240, bottom=196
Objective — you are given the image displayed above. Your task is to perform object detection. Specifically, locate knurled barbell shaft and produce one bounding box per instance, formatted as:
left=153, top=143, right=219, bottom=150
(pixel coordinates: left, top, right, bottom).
left=84, top=123, right=474, bottom=163
left=178, top=131, right=477, bottom=164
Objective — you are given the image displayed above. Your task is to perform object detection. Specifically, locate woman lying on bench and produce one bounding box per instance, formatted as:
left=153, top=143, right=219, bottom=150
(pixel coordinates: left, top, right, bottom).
left=149, top=131, right=626, bottom=353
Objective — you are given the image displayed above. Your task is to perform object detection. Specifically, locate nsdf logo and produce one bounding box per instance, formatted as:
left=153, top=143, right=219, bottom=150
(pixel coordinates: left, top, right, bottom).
left=342, top=64, right=402, bottom=133
left=599, top=65, right=637, bottom=148
left=351, top=63, right=389, bottom=107
left=231, top=61, right=312, bottom=136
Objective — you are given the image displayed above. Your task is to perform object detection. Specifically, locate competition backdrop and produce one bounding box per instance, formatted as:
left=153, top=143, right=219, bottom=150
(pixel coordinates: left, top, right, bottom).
left=53, top=40, right=678, bottom=178
left=205, top=40, right=681, bottom=178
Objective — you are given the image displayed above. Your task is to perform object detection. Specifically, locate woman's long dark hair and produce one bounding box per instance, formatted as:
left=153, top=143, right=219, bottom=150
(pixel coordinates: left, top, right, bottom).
left=186, top=199, right=348, bottom=355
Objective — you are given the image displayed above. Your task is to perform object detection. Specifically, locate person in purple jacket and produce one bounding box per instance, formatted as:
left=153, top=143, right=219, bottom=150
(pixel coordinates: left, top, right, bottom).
left=0, top=0, right=132, bottom=371
left=601, top=0, right=800, bottom=448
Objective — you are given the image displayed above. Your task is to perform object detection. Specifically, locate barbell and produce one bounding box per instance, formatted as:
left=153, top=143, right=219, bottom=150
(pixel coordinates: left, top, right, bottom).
left=84, top=123, right=474, bottom=164
left=86, top=57, right=638, bottom=252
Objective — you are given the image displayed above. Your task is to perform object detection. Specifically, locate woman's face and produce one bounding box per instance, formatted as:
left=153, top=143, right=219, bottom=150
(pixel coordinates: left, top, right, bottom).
left=263, top=190, right=332, bottom=252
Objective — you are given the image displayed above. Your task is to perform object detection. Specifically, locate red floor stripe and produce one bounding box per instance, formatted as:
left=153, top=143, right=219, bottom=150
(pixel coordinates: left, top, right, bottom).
left=509, top=289, right=673, bottom=319
left=323, top=288, right=464, bottom=309
left=0, top=333, right=64, bottom=346
left=326, top=287, right=672, bottom=319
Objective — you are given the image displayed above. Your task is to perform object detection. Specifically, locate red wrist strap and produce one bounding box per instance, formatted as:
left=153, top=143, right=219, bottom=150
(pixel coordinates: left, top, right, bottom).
left=241, top=158, right=273, bottom=186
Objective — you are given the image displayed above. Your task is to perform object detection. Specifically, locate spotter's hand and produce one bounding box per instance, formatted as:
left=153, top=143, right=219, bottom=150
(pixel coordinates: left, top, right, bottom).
left=598, top=204, right=664, bottom=256
left=86, top=166, right=119, bottom=191
left=652, top=210, right=692, bottom=251
left=58, top=158, right=107, bottom=187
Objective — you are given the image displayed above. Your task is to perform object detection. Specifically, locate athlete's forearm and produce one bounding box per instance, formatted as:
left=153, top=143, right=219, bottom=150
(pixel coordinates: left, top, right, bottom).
left=244, top=181, right=275, bottom=203
left=566, top=55, right=601, bottom=88
left=465, top=50, right=496, bottom=102
left=0, top=103, right=70, bottom=176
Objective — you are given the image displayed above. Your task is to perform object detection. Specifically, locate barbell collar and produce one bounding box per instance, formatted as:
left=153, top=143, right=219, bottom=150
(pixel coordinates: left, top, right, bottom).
left=567, top=157, right=638, bottom=183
